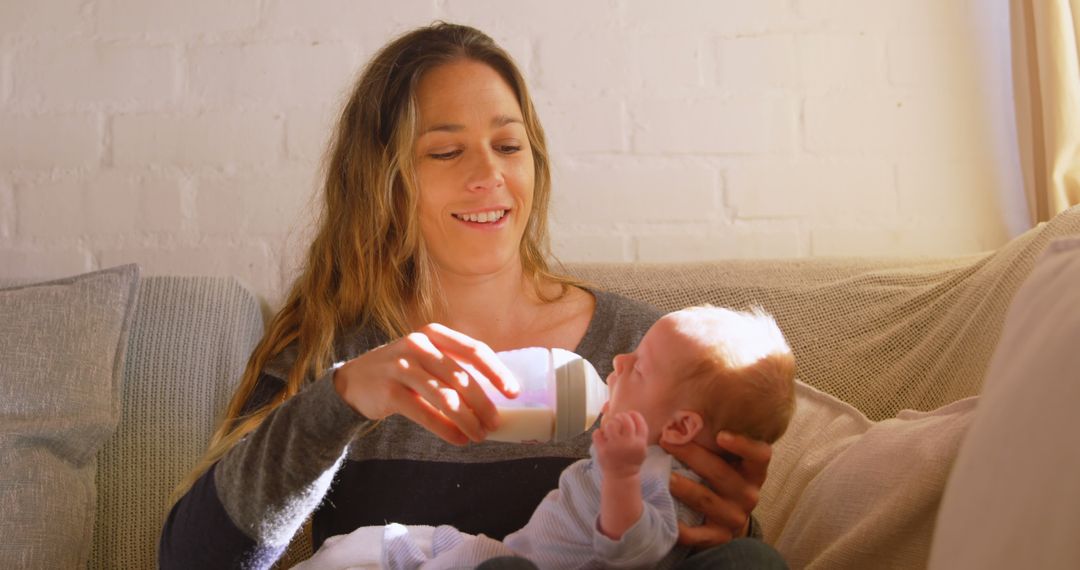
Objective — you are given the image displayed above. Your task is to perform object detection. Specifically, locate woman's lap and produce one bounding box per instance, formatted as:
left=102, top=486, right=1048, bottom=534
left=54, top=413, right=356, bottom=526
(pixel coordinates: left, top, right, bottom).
left=473, top=539, right=788, bottom=569
left=677, top=538, right=788, bottom=569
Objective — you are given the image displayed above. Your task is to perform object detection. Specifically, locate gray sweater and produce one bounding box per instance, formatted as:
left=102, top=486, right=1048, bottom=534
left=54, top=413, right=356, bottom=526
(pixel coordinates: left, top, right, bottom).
left=159, top=289, right=661, bottom=569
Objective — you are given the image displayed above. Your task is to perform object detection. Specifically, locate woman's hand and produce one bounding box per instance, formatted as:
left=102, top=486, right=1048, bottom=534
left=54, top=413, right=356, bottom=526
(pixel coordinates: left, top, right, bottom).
left=332, top=323, right=520, bottom=446
left=661, top=431, right=772, bottom=547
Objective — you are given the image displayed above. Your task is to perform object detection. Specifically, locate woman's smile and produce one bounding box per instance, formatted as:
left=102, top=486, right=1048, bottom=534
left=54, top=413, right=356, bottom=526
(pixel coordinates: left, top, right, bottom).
left=451, top=207, right=512, bottom=229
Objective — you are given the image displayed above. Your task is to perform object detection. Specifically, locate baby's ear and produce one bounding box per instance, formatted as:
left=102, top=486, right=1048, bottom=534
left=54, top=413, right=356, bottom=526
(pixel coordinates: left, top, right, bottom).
left=659, top=410, right=705, bottom=445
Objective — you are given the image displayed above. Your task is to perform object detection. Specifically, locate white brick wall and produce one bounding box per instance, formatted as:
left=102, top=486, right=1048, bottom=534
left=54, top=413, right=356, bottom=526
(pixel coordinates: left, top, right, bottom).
left=111, top=112, right=285, bottom=166
left=95, top=0, right=261, bottom=39
left=0, top=0, right=1025, bottom=303
left=2, top=113, right=103, bottom=168
left=0, top=179, right=14, bottom=239
left=186, top=41, right=357, bottom=107
left=0, top=1, right=87, bottom=35
left=15, top=41, right=176, bottom=109
left=726, top=160, right=895, bottom=220
left=553, top=157, right=718, bottom=224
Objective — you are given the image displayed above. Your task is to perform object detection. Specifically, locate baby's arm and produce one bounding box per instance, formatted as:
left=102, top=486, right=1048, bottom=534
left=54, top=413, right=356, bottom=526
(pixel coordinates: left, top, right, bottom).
left=592, top=410, right=650, bottom=540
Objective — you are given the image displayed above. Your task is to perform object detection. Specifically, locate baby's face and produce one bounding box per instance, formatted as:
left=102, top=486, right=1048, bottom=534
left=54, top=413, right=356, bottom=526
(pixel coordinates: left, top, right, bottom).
left=603, top=313, right=697, bottom=441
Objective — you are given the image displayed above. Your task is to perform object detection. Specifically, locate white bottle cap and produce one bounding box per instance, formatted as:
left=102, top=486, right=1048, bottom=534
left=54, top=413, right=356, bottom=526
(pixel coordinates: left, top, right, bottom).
left=551, top=348, right=606, bottom=442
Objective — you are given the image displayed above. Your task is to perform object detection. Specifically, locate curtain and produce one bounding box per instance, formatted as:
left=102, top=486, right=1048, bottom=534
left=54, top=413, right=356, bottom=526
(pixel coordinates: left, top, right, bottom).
left=1011, top=0, right=1080, bottom=224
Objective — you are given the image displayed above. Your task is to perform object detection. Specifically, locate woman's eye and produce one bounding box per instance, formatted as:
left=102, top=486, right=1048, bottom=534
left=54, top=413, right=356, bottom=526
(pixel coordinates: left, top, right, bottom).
left=429, top=150, right=461, bottom=160
left=497, top=144, right=522, bottom=154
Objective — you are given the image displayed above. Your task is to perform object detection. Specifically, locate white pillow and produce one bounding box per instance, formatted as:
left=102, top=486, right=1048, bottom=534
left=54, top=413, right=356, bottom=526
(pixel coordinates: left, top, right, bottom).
left=929, top=236, right=1080, bottom=569
left=758, top=381, right=976, bottom=569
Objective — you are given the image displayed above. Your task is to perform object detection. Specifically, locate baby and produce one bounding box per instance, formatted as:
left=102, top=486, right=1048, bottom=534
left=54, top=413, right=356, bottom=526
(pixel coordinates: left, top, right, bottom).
left=302, top=306, right=796, bottom=570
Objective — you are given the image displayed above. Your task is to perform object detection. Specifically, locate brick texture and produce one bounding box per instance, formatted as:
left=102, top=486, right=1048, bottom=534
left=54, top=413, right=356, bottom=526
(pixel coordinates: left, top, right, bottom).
left=0, top=247, right=92, bottom=278
left=0, top=113, right=101, bottom=168
left=15, top=41, right=176, bottom=109
left=95, top=0, right=260, bottom=38
left=186, top=41, right=355, bottom=107
left=112, top=112, right=284, bottom=166
left=0, top=0, right=87, bottom=35
left=552, top=158, right=717, bottom=224
left=632, top=96, right=796, bottom=155
left=0, top=1, right=1021, bottom=303
left=0, top=178, right=14, bottom=239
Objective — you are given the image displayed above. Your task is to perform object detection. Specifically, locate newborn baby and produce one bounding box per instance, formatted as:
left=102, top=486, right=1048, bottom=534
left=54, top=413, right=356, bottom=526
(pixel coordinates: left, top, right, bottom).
left=300, top=305, right=796, bottom=570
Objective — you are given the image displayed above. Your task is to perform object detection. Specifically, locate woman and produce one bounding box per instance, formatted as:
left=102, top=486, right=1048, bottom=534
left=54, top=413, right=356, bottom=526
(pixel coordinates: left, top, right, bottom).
left=160, top=22, right=778, bottom=569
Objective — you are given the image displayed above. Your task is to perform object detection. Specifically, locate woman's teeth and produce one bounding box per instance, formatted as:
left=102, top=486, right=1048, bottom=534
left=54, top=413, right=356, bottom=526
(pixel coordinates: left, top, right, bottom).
left=454, top=210, right=507, bottom=223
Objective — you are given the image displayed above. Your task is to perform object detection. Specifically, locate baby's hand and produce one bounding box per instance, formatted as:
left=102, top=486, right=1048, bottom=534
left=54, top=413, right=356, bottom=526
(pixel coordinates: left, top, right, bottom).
left=593, top=410, right=649, bottom=479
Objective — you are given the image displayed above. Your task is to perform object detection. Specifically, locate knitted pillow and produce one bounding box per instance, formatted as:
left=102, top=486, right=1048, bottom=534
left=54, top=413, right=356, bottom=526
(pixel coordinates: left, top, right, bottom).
left=89, top=276, right=263, bottom=569
left=0, top=265, right=140, bottom=568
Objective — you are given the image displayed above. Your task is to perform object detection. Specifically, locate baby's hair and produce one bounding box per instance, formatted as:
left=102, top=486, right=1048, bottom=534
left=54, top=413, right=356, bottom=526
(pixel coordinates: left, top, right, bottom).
left=674, top=306, right=796, bottom=444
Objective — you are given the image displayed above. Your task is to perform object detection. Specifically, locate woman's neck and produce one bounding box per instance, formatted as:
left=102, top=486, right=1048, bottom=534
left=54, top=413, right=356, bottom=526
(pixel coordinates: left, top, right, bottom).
left=421, top=262, right=548, bottom=349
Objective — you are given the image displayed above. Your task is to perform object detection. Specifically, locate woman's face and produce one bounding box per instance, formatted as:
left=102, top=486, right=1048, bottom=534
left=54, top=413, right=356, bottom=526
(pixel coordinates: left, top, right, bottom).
left=412, top=59, right=535, bottom=279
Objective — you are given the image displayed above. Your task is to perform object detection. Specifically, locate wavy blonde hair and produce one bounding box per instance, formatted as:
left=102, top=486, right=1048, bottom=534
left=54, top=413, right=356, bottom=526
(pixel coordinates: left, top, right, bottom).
left=174, top=22, right=578, bottom=500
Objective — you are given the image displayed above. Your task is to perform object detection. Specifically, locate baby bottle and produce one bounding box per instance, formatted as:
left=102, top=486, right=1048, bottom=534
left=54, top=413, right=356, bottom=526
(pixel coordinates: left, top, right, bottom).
left=472, top=347, right=608, bottom=443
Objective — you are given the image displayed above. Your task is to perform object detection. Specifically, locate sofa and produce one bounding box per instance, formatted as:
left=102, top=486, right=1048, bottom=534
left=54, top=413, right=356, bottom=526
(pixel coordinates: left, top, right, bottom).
left=2, top=206, right=1078, bottom=569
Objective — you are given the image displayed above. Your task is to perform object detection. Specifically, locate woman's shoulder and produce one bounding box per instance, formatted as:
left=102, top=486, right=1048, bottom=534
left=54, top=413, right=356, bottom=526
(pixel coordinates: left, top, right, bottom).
left=589, top=287, right=663, bottom=329
left=576, top=287, right=662, bottom=377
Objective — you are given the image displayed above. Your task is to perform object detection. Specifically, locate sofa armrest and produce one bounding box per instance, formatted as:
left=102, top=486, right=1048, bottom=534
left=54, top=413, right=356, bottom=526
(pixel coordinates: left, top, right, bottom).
left=90, top=276, right=264, bottom=569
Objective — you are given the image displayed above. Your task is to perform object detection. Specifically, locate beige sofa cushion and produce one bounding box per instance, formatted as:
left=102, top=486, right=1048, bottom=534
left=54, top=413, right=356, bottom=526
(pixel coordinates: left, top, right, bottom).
left=568, top=206, right=1080, bottom=420
left=928, top=236, right=1080, bottom=569
left=757, top=381, right=974, bottom=569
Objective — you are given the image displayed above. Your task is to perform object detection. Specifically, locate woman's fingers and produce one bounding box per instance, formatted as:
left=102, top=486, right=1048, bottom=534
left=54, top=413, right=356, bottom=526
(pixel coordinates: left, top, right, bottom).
left=715, top=431, right=773, bottom=487
left=391, top=384, right=470, bottom=446
left=669, top=471, right=749, bottom=531
left=420, top=323, right=521, bottom=397
left=661, top=438, right=760, bottom=513
left=403, top=374, right=487, bottom=442
left=662, top=435, right=770, bottom=546
left=402, top=331, right=500, bottom=433
left=675, top=520, right=735, bottom=548
left=337, top=323, right=523, bottom=444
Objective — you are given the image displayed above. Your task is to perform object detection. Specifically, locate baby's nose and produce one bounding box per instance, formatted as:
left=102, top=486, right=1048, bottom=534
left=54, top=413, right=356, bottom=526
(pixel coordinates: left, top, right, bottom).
left=607, top=371, right=618, bottom=389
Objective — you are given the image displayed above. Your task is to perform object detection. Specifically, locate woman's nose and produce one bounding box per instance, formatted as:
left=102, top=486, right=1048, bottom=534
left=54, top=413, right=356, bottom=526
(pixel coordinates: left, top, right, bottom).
left=466, top=148, right=503, bottom=192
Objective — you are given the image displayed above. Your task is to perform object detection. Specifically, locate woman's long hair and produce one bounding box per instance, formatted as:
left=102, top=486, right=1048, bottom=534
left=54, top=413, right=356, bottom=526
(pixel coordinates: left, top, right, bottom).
left=174, top=22, right=577, bottom=500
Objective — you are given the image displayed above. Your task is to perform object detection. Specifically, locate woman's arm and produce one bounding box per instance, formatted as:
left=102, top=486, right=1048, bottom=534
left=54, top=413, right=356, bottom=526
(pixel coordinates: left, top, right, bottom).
left=661, top=431, right=772, bottom=546
left=161, top=323, right=520, bottom=569
left=159, top=371, right=372, bottom=569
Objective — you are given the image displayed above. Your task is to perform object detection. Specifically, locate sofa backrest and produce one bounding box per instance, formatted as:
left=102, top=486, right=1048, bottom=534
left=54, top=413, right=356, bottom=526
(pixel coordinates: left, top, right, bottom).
left=89, top=276, right=264, bottom=569
left=566, top=206, right=1080, bottom=421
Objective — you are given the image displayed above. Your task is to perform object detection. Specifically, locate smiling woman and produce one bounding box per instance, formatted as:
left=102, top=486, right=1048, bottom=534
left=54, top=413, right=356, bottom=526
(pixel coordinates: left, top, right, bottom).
left=157, top=22, right=781, bottom=570
left=414, top=60, right=537, bottom=283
